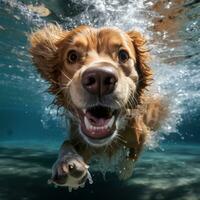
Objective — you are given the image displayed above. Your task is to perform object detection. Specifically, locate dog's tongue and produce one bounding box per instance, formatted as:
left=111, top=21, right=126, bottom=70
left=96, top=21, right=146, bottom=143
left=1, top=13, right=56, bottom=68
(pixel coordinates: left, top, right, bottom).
left=80, top=111, right=114, bottom=139
left=85, top=111, right=111, bottom=126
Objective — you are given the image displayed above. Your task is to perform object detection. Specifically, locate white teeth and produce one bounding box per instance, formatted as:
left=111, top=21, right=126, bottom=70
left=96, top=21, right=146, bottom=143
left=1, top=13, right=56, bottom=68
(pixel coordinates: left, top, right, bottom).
left=84, top=116, right=91, bottom=130
left=83, top=109, right=86, bottom=114
left=84, top=115, right=115, bottom=131
left=107, top=116, right=115, bottom=128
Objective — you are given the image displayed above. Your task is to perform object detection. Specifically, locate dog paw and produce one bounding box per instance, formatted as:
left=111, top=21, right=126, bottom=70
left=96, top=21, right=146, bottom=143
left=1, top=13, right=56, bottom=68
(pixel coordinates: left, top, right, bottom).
left=48, top=154, right=93, bottom=191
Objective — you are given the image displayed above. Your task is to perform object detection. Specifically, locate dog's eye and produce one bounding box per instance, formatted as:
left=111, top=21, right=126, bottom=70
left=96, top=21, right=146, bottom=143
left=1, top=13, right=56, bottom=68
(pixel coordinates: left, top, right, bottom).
left=118, top=49, right=129, bottom=63
left=67, top=50, right=79, bottom=64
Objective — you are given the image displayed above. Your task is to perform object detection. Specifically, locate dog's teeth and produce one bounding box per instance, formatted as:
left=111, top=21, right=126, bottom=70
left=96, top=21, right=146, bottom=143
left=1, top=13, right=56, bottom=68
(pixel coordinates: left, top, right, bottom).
left=84, top=115, right=115, bottom=132
left=83, top=109, right=86, bottom=114
left=107, top=116, right=115, bottom=128
left=90, top=125, right=95, bottom=131
left=89, top=125, right=93, bottom=130
left=84, top=116, right=91, bottom=130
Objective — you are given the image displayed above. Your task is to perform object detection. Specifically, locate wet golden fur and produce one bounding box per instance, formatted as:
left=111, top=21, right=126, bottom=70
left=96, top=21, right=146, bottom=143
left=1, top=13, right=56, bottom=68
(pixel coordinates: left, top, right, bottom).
left=29, top=24, right=166, bottom=164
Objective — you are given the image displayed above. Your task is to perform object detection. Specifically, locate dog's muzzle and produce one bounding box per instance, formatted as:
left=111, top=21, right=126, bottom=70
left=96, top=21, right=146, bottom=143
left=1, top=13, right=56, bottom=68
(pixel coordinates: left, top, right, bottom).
left=81, top=66, right=118, bottom=98
left=76, top=65, right=121, bottom=146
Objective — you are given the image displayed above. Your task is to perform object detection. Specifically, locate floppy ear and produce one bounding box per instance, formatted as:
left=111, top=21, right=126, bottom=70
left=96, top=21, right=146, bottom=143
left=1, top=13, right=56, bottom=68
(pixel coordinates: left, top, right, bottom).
left=127, top=31, right=153, bottom=103
left=29, top=24, right=67, bottom=82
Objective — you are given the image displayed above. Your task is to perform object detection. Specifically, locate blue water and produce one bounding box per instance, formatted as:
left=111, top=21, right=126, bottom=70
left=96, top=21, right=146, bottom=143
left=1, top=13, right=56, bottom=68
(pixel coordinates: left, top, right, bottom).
left=0, top=0, right=200, bottom=199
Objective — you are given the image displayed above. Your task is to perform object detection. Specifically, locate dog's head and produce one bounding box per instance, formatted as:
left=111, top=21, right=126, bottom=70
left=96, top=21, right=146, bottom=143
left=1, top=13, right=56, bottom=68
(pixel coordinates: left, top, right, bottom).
left=29, top=24, right=152, bottom=147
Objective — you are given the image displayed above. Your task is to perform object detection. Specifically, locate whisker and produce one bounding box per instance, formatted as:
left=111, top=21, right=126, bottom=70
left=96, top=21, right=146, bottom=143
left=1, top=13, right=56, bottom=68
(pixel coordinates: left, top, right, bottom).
left=61, top=70, right=72, bottom=81
left=115, top=133, right=127, bottom=144
left=50, top=79, right=63, bottom=86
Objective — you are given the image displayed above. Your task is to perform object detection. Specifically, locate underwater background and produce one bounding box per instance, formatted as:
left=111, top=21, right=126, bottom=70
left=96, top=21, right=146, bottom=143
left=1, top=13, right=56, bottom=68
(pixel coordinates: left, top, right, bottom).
left=0, top=0, right=200, bottom=199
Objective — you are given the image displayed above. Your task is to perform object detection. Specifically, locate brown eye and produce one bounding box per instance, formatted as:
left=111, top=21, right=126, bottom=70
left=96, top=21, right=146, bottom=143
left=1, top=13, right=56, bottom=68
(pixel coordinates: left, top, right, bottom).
left=67, top=50, right=79, bottom=64
left=118, top=49, right=129, bottom=63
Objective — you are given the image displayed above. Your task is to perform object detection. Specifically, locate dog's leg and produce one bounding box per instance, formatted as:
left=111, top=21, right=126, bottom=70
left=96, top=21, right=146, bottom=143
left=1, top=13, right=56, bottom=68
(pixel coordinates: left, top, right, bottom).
left=118, top=158, right=135, bottom=180
left=49, top=141, right=93, bottom=191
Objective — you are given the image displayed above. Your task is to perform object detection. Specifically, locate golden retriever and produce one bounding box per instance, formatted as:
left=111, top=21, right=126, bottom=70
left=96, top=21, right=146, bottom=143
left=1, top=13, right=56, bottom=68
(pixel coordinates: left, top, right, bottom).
left=29, top=24, right=166, bottom=190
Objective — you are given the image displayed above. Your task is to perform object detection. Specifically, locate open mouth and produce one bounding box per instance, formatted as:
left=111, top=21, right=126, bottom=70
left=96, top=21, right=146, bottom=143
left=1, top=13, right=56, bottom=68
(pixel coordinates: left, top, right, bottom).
left=80, top=106, right=119, bottom=140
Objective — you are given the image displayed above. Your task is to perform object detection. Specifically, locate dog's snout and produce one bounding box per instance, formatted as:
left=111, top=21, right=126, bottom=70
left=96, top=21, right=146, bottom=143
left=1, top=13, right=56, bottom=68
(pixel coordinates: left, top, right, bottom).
left=82, top=67, right=118, bottom=96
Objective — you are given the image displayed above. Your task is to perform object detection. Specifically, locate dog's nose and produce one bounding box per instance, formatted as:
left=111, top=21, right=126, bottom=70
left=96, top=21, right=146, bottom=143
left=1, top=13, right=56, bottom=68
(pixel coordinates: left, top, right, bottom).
left=82, top=67, right=118, bottom=96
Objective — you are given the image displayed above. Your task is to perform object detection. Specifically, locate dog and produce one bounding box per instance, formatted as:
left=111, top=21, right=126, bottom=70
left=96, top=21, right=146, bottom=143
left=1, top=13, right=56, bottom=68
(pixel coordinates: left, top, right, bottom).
left=29, top=24, right=166, bottom=190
